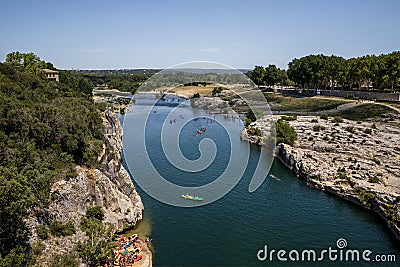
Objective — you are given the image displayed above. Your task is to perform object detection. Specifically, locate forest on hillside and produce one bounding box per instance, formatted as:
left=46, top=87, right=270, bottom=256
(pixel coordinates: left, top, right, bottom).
left=0, top=53, right=105, bottom=266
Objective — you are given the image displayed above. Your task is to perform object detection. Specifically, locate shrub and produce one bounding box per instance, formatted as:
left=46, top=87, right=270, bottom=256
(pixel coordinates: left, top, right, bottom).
left=322, top=135, right=329, bottom=141
left=86, top=206, right=105, bottom=221
left=337, top=167, right=346, bottom=172
left=49, top=220, right=76, bottom=237
left=281, top=115, right=297, bottom=121
left=320, top=114, right=329, bottom=120
left=36, top=225, right=49, bottom=240
left=191, top=93, right=200, bottom=98
left=83, top=139, right=104, bottom=167
left=311, top=118, right=318, bottom=123
left=247, top=127, right=262, bottom=136
left=49, top=252, right=79, bottom=267
left=313, top=125, right=325, bottom=132
left=31, top=241, right=45, bottom=256
left=345, top=126, right=356, bottom=134
left=364, top=128, right=372, bottom=134
left=353, top=187, right=376, bottom=207
left=332, top=117, right=343, bottom=123
left=245, top=109, right=256, bottom=125
left=275, top=119, right=298, bottom=146
left=368, top=176, right=380, bottom=183
left=63, top=221, right=76, bottom=236
left=212, top=87, right=223, bottom=96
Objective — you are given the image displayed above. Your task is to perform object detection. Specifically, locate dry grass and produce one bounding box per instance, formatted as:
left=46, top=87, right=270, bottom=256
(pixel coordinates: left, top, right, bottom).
left=263, top=93, right=349, bottom=111
left=168, top=84, right=225, bottom=98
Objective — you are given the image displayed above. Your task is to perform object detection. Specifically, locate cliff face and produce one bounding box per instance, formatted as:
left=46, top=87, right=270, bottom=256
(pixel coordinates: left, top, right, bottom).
left=49, top=110, right=143, bottom=231
left=28, top=110, right=144, bottom=263
left=243, top=115, right=400, bottom=241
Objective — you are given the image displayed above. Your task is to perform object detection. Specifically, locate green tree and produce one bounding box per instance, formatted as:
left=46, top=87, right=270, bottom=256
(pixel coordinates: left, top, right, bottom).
left=0, top=167, right=34, bottom=256
left=263, top=65, right=280, bottom=86
left=248, top=66, right=266, bottom=85
left=275, top=119, right=298, bottom=146
left=5, top=52, right=46, bottom=75
left=76, top=217, right=113, bottom=267
left=0, top=246, right=35, bottom=267
left=48, top=253, right=79, bottom=267
left=385, top=51, right=400, bottom=90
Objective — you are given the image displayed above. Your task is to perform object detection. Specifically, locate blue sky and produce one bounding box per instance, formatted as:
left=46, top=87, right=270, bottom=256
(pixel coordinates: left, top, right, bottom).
left=1, top=0, right=399, bottom=69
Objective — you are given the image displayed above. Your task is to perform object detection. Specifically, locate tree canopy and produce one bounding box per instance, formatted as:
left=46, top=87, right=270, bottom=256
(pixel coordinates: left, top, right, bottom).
left=248, top=51, right=400, bottom=91
left=248, top=65, right=292, bottom=87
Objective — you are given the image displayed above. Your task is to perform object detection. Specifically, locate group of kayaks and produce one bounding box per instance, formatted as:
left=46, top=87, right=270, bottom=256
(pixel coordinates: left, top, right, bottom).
left=113, top=234, right=143, bottom=266
left=196, top=127, right=206, bottom=134
left=181, top=193, right=203, bottom=201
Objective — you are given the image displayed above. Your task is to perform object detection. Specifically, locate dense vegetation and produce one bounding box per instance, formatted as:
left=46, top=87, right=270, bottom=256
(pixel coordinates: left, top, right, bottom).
left=248, top=51, right=400, bottom=91
left=263, top=93, right=348, bottom=111
left=76, top=207, right=113, bottom=266
left=0, top=53, right=104, bottom=264
left=84, top=72, right=151, bottom=94
left=248, top=65, right=293, bottom=87
left=275, top=119, right=298, bottom=146
left=336, top=103, right=397, bottom=121
left=82, top=69, right=252, bottom=94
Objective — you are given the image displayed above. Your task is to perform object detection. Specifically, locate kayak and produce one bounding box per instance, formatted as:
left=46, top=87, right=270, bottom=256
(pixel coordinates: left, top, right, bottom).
left=181, top=194, right=203, bottom=201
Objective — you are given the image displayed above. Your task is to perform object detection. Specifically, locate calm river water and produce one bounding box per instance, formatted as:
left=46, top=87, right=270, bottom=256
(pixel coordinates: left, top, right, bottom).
left=121, top=95, right=399, bottom=266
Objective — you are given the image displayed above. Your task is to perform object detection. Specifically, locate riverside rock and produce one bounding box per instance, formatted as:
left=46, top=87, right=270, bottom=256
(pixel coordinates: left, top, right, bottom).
left=242, top=114, right=400, bottom=241
left=27, top=110, right=144, bottom=265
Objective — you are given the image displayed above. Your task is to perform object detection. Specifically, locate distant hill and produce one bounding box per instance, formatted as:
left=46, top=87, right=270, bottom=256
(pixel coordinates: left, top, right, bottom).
left=71, top=69, right=161, bottom=75
left=71, top=68, right=251, bottom=75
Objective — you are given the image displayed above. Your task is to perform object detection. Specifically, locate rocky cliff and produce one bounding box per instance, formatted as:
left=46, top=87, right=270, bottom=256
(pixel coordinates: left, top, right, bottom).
left=242, top=115, right=400, bottom=241
left=48, top=110, right=143, bottom=231
left=28, top=110, right=144, bottom=264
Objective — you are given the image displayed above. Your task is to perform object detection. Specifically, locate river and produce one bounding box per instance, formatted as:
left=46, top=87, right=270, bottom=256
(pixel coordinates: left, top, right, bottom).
left=120, top=94, right=399, bottom=266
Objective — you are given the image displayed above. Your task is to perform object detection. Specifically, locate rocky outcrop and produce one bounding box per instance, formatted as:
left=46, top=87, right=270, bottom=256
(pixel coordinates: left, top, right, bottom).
left=28, top=110, right=144, bottom=264
left=244, top=114, right=400, bottom=241
left=191, top=97, right=231, bottom=113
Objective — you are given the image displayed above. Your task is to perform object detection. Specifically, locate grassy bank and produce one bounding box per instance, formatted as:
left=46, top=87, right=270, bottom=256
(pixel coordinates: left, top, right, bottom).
left=264, top=93, right=349, bottom=111
left=336, top=103, right=398, bottom=120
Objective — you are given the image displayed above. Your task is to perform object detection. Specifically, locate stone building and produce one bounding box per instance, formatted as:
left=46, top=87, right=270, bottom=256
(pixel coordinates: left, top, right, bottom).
left=43, top=69, right=59, bottom=82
